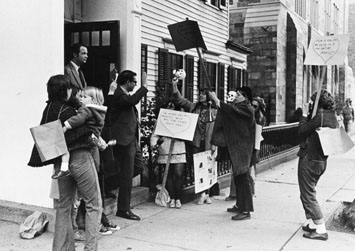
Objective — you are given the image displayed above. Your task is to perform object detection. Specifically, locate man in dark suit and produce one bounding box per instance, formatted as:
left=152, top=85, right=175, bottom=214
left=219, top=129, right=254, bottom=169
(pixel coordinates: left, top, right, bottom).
left=110, top=70, right=147, bottom=221
left=64, top=43, right=88, bottom=99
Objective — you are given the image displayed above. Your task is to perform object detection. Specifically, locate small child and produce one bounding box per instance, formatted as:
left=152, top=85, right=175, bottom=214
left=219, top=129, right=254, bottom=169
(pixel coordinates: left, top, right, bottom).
left=52, top=86, right=108, bottom=179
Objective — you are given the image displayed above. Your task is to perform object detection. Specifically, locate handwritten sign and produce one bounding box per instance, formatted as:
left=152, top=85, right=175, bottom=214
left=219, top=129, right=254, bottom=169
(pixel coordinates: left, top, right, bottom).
left=304, top=34, right=349, bottom=65
left=193, top=150, right=217, bottom=193
left=168, top=20, right=207, bottom=51
left=154, top=109, right=198, bottom=141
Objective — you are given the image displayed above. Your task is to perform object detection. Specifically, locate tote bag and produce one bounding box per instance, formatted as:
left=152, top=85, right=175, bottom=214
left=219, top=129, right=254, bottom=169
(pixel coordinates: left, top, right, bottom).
left=30, top=104, right=68, bottom=162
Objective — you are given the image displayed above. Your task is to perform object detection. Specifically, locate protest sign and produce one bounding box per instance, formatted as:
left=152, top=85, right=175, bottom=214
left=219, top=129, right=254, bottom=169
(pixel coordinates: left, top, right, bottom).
left=168, top=19, right=207, bottom=52
left=193, top=150, right=217, bottom=194
left=154, top=109, right=198, bottom=141
left=304, top=34, right=349, bottom=65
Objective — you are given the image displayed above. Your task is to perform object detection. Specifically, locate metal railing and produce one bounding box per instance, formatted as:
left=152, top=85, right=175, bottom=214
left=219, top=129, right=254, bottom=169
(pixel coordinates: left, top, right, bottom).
left=182, top=122, right=300, bottom=188
left=144, top=122, right=300, bottom=190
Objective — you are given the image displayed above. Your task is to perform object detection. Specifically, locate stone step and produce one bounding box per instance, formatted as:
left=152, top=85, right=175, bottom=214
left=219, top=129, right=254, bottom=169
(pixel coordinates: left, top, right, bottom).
left=0, top=186, right=150, bottom=233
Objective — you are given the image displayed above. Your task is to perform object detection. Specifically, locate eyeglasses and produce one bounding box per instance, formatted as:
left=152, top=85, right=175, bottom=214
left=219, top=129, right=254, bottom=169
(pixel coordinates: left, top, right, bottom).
left=252, top=105, right=259, bottom=109
left=131, top=80, right=137, bottom=84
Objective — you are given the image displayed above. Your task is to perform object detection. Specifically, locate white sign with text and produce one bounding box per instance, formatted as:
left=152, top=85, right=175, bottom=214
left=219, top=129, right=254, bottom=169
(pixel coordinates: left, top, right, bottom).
left=154, top=109, right=198, bottom=141
left=304, top=34, right=349, bottom=65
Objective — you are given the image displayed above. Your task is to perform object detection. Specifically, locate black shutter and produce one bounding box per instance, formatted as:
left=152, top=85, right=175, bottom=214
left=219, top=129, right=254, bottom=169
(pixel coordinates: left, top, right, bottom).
left=242, top=69, right=248, bottom=86
left=158, top=48, right=170, bottom=102
left=236, top=68, right=242, bottom=88
left=228, top=66, right=236, bottom=91
left=217, top=63, right=225, bottom=101
left=198, top=58, right=207, bottom=91
left=185, top=55, right=194, bottom=101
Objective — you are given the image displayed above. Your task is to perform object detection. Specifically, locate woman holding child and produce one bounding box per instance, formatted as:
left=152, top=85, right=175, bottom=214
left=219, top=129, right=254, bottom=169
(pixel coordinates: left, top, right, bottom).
left=28, top=75, right=101, bottom=251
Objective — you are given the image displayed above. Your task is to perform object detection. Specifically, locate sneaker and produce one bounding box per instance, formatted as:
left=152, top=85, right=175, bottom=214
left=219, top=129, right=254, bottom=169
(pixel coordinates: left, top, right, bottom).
left=205, top=195, right=212, bottom=204
left=52, top=170, right=71, bottom=179
left=102, top=218, right=120, bottom=231
left=175, top=199, right=182, bottom=209
left=196, top=195, right=206, bottom=205
left=99, top=225, right=113, bottom=235
left=169, top=199, right=176, bottom=208
left=74, top=230, right=86, bottom=242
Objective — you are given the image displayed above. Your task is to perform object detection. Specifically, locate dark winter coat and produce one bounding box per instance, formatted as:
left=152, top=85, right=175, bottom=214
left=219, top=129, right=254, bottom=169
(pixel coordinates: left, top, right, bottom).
left=28, top=101, right=92, bottom=167
left=211, top=101, right=255, bottom=176
left=298, top=109, right=338, bottom=161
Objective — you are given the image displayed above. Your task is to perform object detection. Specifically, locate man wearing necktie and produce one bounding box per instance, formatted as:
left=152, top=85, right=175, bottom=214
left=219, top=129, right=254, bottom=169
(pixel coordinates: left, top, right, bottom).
left=110, top=70, right=148, bottom=221
left=64, top=43, right=88, bottom=105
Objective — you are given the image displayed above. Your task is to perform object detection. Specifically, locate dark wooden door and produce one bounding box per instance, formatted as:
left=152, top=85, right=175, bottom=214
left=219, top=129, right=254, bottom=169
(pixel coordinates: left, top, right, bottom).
left=64, top=21, right=120, bottom=98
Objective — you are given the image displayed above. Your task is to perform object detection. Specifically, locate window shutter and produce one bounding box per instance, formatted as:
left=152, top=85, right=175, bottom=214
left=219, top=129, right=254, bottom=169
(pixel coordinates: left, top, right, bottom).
left=228, top=66, right=236, bottom=91
left=198, top=58, right=207, bottom=91
left=158, top=48, right=170, bottom=101
left=236, top=68, right=242, bottom=88
left=242, top=69, right=248, bottom=86
left=217, top=63, right=225, bottom=101
left=185, top=55, right=194, bottom=101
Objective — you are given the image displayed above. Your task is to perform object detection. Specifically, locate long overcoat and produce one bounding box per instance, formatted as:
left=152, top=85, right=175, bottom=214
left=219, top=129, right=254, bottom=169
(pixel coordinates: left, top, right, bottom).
left=211, top=101, right=255, bottom=176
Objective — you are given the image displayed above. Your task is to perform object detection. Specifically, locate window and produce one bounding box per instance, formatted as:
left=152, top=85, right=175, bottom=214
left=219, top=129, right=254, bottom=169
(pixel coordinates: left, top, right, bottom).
left=205, top=0, right=227, bottom=9
left=199, top=59, right=217, bottom=92
left=158, top=48, right=183, bottom=99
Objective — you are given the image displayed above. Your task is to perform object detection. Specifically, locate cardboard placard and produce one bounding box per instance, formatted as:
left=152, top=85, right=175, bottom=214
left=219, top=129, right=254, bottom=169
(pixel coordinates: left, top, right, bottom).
left=168, top=20, right=207, bottom=51
left=193, top=150, right=218, bottom=194
left=304, top=34, right=349, bottom=65
left=154, top=109, right=198, bottom=141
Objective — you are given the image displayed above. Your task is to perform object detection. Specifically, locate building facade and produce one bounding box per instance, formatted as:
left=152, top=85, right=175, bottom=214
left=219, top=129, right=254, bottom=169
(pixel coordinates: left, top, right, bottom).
left=0, top=0, right=249, bottom=208
left=230, top=0, right=350, bottom=123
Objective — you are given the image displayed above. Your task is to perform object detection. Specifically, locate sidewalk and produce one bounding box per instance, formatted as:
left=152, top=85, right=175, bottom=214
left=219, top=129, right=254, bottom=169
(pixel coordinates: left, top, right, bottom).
left=1, top=142, right=355, bottom=251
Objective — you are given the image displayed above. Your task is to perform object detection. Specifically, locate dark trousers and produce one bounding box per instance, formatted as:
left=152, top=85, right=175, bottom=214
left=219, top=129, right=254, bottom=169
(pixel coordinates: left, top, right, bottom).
left=298, top=155, right=326, bottom=224
left=235, top=173, right=254, bottom=212
left=166, top=163, right=185, bottom=200
left=114, top=140, right=141, bottom=211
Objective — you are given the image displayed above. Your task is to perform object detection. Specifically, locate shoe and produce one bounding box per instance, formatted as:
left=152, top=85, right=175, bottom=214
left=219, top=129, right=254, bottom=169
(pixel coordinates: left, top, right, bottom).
left=205, top=195, right=212, bottom=204
left=116, top=210, right=141, bottom=221
left=303, top=231, right=328, bottom=241
left=302, top=224, right=317, bottom=233
left=227, top=205, right=239, bottom=213
left=231, top=212, right=251, bottom=221
left=225, top=196, right=237, bottom=201
left=101, top=213, right=120, bottom=231
left=169, top=199, right=176, bottom=208
left=99, top=225, right=113, bottom=236
left=175, top=199, right=182, bottom=209
left=52, top=170, right=71, bottom=179
left=74, top=230, right=86, bottom=242
left=196, top=195, right=207, bottom=205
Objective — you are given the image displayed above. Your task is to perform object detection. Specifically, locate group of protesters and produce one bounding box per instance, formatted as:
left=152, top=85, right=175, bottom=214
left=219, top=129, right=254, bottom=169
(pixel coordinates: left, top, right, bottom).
left=27, top=42, right=346, bottom=251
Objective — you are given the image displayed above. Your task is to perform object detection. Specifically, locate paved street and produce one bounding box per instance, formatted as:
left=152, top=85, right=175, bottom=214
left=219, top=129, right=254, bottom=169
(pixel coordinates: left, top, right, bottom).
left=1, top=138, right=355, bottom=251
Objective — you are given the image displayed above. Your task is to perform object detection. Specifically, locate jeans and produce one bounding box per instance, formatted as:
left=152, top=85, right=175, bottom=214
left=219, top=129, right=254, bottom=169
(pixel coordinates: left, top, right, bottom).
left=52, top=149, right=102, bottom=251
left=298, top=155, right=326, bottom=224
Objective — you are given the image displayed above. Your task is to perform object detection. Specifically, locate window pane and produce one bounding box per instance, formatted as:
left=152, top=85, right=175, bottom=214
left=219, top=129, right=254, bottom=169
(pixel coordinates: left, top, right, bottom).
left=82, top=32, right=90, bottom=46
left=102, top=30, right=110, bottom=46
left=92, top=31, right=100, bottom=46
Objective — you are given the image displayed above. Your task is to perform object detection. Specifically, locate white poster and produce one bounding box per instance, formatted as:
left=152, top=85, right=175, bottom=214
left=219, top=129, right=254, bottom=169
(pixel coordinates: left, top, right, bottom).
left=304, top=34, right=349, bottom=65
left=154, top=109, right=199, bottom=141
left=193, top=150, right=218, bottom=194
left=255, top=124, right=264, bottom=150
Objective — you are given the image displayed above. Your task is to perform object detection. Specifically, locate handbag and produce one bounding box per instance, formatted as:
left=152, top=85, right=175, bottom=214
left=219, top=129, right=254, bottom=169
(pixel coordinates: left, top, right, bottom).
left=316, top=112, right=354, bottom=156
left=30, top=104, right=68, bottom=162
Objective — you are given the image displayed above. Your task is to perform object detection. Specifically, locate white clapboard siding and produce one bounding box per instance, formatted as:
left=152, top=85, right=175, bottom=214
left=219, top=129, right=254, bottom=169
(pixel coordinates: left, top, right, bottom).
left=142, top=0, right=248, bottom=102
